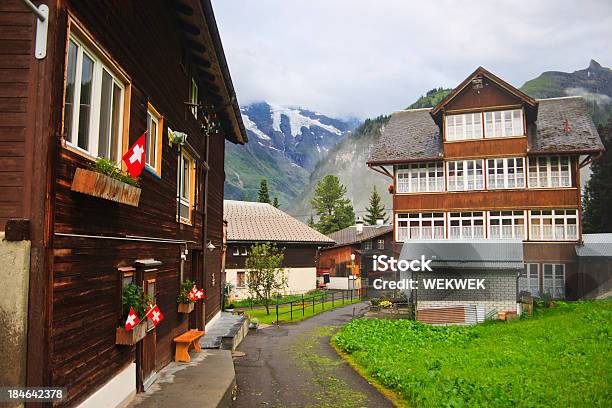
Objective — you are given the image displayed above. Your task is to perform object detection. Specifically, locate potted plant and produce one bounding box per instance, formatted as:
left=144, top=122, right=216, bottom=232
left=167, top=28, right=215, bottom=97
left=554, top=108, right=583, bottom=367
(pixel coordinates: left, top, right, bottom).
left=177, top=280, right=196, bottom=314
left=249, top=317, right=259, bottom=330
left=116, top=284, right=150, bottom=345
left=225, top=303, right=236, bottom=313
left=168, top=128, right=188, bottom=147
left=369, top=298, right=381, bottom=312
left=71, top=158, right=141, bottom=207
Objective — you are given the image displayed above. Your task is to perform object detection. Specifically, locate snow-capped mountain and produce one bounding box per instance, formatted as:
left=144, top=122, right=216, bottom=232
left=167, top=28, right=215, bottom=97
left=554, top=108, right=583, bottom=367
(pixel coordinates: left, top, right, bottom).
left=225, top=102, right=359, bottom=206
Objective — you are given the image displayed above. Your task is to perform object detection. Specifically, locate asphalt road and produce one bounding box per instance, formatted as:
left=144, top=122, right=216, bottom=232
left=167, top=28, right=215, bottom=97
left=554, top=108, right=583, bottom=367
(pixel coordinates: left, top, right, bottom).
left=231, top=301, right=394, bottom=408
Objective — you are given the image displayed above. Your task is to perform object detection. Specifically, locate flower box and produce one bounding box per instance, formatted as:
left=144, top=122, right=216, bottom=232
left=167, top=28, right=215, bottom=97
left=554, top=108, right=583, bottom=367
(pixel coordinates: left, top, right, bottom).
left=116, top=323, right=147, bottom=345
left=71, top=168, right=141, bottom=207
left=178, top=302, right=195, bottom=314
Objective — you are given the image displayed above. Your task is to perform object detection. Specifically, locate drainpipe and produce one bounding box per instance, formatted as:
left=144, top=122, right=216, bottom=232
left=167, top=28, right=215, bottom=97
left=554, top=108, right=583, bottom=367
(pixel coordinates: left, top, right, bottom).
left=201, top=131, right=211, bottom=328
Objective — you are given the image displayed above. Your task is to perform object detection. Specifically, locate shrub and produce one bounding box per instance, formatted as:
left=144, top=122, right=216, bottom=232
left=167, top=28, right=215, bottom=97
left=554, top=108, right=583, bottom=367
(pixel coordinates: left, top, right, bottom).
left=89, top=158, right=139, bottom=187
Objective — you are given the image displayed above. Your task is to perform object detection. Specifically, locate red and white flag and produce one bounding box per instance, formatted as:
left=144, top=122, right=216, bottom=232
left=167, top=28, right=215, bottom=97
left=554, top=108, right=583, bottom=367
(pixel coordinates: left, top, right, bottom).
left=194, top=288, right=205, bottom=300
left=122, top=133, right=146, bottom=178
left=145, top=304, right=164, bottom=327
left=188, top=286, right=198, bottom=302
left=125, top=307, right=141, bottom=331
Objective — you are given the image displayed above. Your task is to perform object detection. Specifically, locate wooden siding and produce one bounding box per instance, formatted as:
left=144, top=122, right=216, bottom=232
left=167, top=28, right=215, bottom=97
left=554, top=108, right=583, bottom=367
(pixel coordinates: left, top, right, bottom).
left=445, top=77, right=523, bottom=113
left=0, top=2, right=34, bottom=229
left=444, top=137, right=527, bottom=158
left=226, top=243, right=320, bottom=270
left=394, top=188, right=580, bottom=212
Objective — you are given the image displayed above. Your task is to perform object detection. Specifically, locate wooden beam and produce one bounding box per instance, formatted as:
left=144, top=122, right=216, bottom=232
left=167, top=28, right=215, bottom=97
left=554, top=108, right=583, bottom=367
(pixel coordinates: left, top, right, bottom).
left=179, top=20, right=200, bottom=36
left=184, top=39, right=206, bottom=53
left=173, top=2, right=194, bottom=16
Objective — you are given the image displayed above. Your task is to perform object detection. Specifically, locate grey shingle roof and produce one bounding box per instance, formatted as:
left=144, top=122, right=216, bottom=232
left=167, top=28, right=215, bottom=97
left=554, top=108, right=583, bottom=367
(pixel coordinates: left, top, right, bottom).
left=223, top=200, right=334, bottom=244
left=576, top=234, right=612, bottom=258
left=399, top=239, right=524, bottom=269
left=327, top=224, right=393, bottom=247
left=368, top=96, right=603, bottom=165
left=368, top=109, right=442, bottom=164
left=528, top=97, right=604, bottom=154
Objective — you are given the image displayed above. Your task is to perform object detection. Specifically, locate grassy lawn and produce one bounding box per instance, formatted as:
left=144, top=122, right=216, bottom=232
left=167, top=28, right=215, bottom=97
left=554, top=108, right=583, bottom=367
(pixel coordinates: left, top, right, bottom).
left=228, top=289, right=325, bottom=309
left=334, top=300, right=612, bottom=407
left=244, top=296, right=362, bottom=324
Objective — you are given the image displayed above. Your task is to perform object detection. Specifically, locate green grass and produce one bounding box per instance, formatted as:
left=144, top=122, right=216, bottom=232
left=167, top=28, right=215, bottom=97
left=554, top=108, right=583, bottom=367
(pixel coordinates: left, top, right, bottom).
left=334, top=300, right=612, bottom=407
left=244, top=296, right=362, bottom=324
left=230, top=289, right=326, bottom=308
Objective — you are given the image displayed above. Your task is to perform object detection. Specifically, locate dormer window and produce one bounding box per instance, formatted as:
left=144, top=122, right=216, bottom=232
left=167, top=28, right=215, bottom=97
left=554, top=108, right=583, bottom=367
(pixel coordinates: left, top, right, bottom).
left=444, top=109, right=524, bottom=141
left=484, top=109, right=523, bottom=138
left=445, top=112, right=482, bottom=141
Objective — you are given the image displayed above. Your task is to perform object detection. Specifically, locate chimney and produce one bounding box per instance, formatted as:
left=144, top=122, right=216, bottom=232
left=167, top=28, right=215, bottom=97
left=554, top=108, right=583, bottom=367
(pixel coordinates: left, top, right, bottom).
left=376, top=218, right=384, bottom=226
left=355, top=217, right=364, bottom=235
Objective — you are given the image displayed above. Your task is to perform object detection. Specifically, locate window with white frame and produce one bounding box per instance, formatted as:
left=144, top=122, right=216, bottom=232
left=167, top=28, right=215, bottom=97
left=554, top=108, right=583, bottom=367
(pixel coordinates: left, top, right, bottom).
left=488, top=211, right=526, bottom=239
left=519, top=263, right=540, bottom=297
left=445, top=112, right=483, bottom=141
left=178, top=149, right=196, bottom=224
left=396, top=162, right=444, bottom=193
left=62, top=32, right=126, bottom=161
left=146, top=104, right=163, bottom=176
left=543, top=263, right=565, bottom=298
left=447, top=160, right=484, bottom=191
left=449, top=212, right=485, bottom=239
left=363, top=240, right=372, bottom=250
left=232, top=247, right=240, bottom=256
left=529, top=210, right=578, bottom=241
left=240, top=247, right=248, bottom=256
left=377, top=239, right=385, bottom=249
left=190, top=78, right=199, bottom=118
left=397, top=213, right=445, bottom=241
left=486, top=157, right=525, bottom=189
left=484, top=109, right=523, bottom=138
left=528, top=156, right=571, bottom=188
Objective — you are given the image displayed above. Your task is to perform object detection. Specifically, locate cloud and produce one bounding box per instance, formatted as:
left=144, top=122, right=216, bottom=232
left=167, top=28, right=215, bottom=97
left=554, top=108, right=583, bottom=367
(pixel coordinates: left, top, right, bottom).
left=212, top=0, right=612, bottom=119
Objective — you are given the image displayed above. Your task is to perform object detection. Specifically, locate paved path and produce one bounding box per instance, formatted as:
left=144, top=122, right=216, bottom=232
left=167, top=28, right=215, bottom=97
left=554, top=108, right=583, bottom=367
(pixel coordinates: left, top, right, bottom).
left=231, top=302, right=394, bottom=408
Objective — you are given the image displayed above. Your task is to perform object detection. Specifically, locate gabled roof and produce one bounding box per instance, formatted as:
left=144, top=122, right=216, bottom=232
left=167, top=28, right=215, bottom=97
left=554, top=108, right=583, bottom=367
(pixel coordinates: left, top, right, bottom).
left=223, top=200, right=334, bottom=244
left=368, top=97, right=603, bottom=165
left=430, top=66, right=537, bottom=120
left=327, top=224, right=394, bottom=248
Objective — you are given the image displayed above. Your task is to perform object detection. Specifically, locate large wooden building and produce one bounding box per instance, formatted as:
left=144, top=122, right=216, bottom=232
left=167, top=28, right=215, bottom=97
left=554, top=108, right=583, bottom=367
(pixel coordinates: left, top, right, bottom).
left=368, top=67, right=604, bottom=310
left=0, top=1, right=247, bottom=406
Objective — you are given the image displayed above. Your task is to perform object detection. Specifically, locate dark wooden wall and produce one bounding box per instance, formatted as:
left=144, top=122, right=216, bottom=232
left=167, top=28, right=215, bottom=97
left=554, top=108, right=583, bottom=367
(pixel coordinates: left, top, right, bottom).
left=445, top=77, right=523, bottom=113
left=0, top=2, right=35, bottom=229
left=9, top=0, right=233, bottom=405
left=226, top=243, right=321, bottom=270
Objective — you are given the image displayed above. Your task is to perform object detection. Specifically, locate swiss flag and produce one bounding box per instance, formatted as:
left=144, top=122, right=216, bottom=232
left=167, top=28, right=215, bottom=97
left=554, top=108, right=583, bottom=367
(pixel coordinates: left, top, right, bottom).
left=188, top=286, right=198, bottom=302
left=125, top=308, right=141, bottom=331
left=145, top=304, right=164, bottom=327
left=194, top=289, right=205, bottom=301
left=122, top=133, right=146, bottom=178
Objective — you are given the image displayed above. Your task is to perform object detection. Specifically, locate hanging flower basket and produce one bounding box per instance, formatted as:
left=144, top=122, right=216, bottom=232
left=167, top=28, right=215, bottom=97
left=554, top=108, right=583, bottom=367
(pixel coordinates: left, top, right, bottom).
left=115, top=323, right=147, bottom=345
left=71, top=168, right=141, bottom=207
left=178, top=302, right=195, bottom=314
left=388, top=184, right=395, bottom=194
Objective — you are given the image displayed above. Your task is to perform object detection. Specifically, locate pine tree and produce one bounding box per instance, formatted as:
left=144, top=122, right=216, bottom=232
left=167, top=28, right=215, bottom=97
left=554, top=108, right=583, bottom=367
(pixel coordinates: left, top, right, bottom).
left=273, top=196, right=280, bottom=208
left=308, top=214, right=315, bottom=228
left=364, top=186, right=389, bottom=225
left=257, top=179, right=270, bottom=203
left=583, top=121, right=612, bottom=233
left=310, top=175, right=355, bottom=234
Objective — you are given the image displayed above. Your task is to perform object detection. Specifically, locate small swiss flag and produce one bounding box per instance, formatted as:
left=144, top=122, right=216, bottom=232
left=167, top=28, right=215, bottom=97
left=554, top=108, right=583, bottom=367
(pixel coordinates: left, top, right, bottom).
left=145, top=304, right=164, bottom=327
left=122, top=133, right=146, bottom=178
left=125, top=308, right=141, bottom=331
left=194, top=289, right=205, bottom=301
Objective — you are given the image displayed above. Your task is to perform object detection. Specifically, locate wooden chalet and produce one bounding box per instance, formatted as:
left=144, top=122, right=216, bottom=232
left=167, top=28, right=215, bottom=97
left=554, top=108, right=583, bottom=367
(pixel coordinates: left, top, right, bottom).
left=0, top=0, right=247, bottom=406
left=319, top=218, right=398, bottom=294
left=223, top=200, right=334, bottom=300
left=368, top=67, right=604, bottom=314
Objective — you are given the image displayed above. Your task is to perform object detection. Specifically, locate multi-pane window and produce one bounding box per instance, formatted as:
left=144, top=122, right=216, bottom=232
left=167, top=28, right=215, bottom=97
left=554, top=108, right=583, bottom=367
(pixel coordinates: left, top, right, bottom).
left=519, top=263, right=540, bottom=297
left=543, top=264, right=565, bottom=298
left=363, top=240, right=372, bottom=250
left=396, top=162, right=444, bottom=193
left=486, top=157, right=525, bottom=189
left=489, top=211, right=526, bottom=239
left=449, top=212, right=485, bottom=239
left=63, top=32, right=126, bottom=161
left=232, top=247, right=240, bottom=256
left=396, top=213, right=445, bottom=242
left=178, top=150, right=196, bottom=224
left=528, top=156, right=571, bottom=188
left=237, top=271, right=246, bottom=288
left=529, top=210, right=578, bottom=241
left=146, top=104, right=163, bottom=176
left=445, top=112, right=483, bottom=141
left=447, top=160, right=484, bottom=191
left=484, top=109, right=523, bottom=138
left=377, top=239, right=385, bottom=250
left=190, top=78, right=199, bottom=117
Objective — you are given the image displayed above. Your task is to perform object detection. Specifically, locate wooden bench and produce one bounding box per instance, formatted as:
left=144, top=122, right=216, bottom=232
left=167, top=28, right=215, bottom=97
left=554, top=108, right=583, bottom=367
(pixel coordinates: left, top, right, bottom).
left=173, top=329, right=205, bottom=363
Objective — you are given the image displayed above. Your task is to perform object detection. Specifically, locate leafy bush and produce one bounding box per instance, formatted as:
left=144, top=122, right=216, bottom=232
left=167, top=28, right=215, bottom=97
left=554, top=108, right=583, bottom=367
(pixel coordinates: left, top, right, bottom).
left=122, top=284, right=151, bottom=320
left=177, top=280, right=196, bottom=304
left=334, top=301, right=612, bottom=407
left=379, top=300, right=393, bottom=308
left=89, top=158, right=139, bottom=187
left=370, top=298, right=381, bottom=306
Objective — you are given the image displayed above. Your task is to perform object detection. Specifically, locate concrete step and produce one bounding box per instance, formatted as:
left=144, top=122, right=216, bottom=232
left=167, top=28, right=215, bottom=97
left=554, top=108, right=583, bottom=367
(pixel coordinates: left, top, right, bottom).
left=201, top=312, right=249, bottom=351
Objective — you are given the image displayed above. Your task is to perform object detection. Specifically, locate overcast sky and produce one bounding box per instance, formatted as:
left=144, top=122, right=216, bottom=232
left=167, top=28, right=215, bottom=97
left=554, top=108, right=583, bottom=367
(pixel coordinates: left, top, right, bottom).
left=212, top=0, right=612, bottom=119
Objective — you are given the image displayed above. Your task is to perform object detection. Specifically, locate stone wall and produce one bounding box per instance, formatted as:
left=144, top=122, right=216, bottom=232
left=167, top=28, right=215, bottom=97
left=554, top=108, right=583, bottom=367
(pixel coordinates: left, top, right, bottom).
left=0, top=232, right=30, bottom=394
